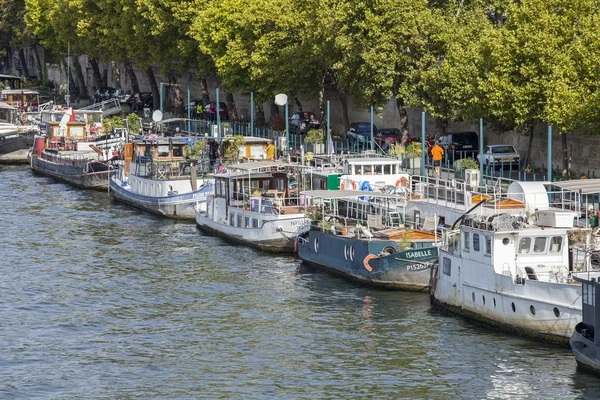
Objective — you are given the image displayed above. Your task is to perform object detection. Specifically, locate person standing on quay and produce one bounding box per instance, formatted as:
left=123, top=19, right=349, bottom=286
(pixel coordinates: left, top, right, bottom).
left=431, top=141, right=444, bottom=176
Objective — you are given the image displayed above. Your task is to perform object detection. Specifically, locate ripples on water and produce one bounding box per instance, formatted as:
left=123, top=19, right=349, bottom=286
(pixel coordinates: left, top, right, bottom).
left=1, top=165, right=600, bottom=399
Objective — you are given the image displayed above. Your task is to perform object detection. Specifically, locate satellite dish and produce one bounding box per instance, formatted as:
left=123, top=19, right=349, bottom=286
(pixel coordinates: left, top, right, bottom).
left=152, top=110, right=163, bottom=122
left=274, top=93, right=288, bottom=106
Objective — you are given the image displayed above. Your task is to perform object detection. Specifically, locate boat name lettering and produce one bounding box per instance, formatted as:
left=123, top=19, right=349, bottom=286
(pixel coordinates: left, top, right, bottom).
left=406, top=249, right=433, bottom=259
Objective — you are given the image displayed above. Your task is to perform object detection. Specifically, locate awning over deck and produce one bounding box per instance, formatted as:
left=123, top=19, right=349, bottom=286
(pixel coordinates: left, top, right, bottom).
left=547, top=179, right=600, bottom=195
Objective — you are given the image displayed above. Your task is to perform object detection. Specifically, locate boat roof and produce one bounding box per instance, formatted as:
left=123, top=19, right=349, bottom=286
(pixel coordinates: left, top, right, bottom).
left=345, top=157, right=403, bottom=164
left=301, top=189, right=402, bottom=199
left=1, top=89, right=39, bottom=95
left=229, top=161, right=290, bottom=171
left=547, top=179, right=600, bottom=195
left=0, top=102, right=16, bottom=110
left=133, top=137, right=196, bottom=145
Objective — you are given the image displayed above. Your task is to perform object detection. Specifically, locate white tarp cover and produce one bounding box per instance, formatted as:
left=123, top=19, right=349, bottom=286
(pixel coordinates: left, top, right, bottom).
left=507, top=181, right=550, bottom=210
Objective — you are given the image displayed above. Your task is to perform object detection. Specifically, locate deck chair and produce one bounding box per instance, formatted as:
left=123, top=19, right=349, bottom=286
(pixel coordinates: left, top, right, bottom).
left=367, top=214, right=385, bottom=231
left=421, top=216, right=438, bottom=232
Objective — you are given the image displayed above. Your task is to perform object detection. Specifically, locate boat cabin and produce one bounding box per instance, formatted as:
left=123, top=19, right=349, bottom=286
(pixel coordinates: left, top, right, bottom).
left=0, top=89, right=39, bottom=112
left=41, top=109, right=103, bottom=139
left=340, top=157, right=410, bottom=192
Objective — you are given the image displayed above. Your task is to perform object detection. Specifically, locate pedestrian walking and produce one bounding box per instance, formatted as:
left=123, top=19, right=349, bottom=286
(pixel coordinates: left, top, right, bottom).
left=431, top=140, right=444, bottom=176
left=196, top=103, right=203, bottom=119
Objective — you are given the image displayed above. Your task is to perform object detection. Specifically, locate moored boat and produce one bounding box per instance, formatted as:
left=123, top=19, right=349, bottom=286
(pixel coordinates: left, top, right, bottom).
left=432, top=180, right=600, bottom=345
left=195, top=161, right=309, bottom=252
left=110, top=138, right=214, bottom=219
left=30, top=108, right=124, bottom=189
left=297, top=190, right=439, bottom=290
left=0, top=102, right=35, bottom=163
left=570, top=276, right=600, bottom=375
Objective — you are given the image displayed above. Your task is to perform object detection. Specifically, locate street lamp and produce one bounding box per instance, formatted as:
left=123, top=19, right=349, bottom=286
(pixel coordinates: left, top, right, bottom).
left=275, top=93, right=288, bottom=157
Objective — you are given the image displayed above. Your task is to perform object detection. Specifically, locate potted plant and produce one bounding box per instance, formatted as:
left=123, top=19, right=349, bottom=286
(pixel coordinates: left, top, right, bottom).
left=305, top=129, right=324, bottom=154
left=453, top=157, right=479, bottom=179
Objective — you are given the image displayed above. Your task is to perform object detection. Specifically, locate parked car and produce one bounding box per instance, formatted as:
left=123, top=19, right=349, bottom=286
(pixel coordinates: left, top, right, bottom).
left=438, top=131, right=479, bottom=160
left=477, top=144, right=520, bottom=168
left=374, top=128, right=418, bottom=150
left=347, top=122, right=379, bottom=145
left=289, top=111, right=321, bottom=135
left=204, top=102, right=228, bottom=121
left=131, top=92, right=153, bottom=111
left=116, top=89, right=133, bottom=104
left=94, top=87, right=118, bottom=103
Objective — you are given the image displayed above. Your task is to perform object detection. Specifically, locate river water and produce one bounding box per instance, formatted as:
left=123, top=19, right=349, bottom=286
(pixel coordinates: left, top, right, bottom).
left=1, top=164, right=600, bottom=399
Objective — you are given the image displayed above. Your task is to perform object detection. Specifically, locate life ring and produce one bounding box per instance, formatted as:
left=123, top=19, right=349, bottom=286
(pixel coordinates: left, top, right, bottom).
left=363, top=254, right=377, bottom=272
left=341, top=181, right=357, bottom=190
left=21, top=113, right=27, bottom=124
left=395, top=177, right=409, bottom=188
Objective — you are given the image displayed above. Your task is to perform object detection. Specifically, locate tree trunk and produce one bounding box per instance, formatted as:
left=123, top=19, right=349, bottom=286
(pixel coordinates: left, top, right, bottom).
left=124, top=60, right=140, bottom=94
left=112, top=61, right=121, bottom=89
left=224, top=90, right=238, bottom=122
left=89, top=57, right=103, bottom=92
left=270, top=102, right=279, bottom=118
left=294, top=97, right=303, bottom=113
left=396, top=97, right=409, bottom=145
left=318, top=90, right=326, bottom=129
left=18, top=48, right=29, bottom=78
left=71, top=55, right=88, bottom=98
left=524, top=124, right=534, bottom=171
left=433, top=117, right=447, bottom=139
left=562, top=131, right=569, bottom=177
left=32, top=44, right=44, bottom=80
left=146, top=67, right=159, bottom=111
left=200, top=77, right=210, bottom=106
left=167, top=69, right=184, bottom=115
left=337, top=89, right=350, bottom=135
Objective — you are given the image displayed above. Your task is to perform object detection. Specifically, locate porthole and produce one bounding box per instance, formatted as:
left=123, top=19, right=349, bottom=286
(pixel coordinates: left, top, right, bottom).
left=554, top=307, right=560, bottom=318
left=493, top=298, right=496, bottom=307
left=530, top=305, right=536, bottom=315
left=314, top=238, right=319, bottom=253
left=472, top=292, right=475, bottom=302
left=482, top=295, right=486, bottom=305
left=344, top=245, right=348, bottom=260
left=350, top=246, right=355, bottom=261
left=502, top=238, right=510, bottom=245
left=511, top=302, right=516, bottom=312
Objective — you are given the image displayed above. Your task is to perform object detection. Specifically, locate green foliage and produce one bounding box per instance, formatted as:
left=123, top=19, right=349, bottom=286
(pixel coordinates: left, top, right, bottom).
left=103, top=116, right=125, bottom=133
left=453, top=157, right=478, bottom=171
left=186, top=139, right=207, bottom=159
left=126, top=113, right=141, bottom=134
left=305, top=129, right=324, bottom=144
left=223, top=134, right=246, bottom=160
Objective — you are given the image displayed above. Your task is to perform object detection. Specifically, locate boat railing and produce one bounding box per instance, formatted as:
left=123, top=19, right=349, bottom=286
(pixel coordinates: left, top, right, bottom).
left=228, top=190, right=307, bottom=215
left=132, top=158, right=212, bottom=180
left=40, top=150, right=92, bottom=166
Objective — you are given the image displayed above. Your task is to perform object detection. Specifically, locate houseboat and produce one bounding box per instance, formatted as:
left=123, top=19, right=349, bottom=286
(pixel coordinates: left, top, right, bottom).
left=432, top=180, right=600, bottom=344
left=30, top=108, right=124, bottom=189
left=195, top=162, right=309, bottom=252
left=570, top=276, right=600, bottom=375
left=297, top=190, right=439, bottom=290
left=110, top=138, right=214, bottom=219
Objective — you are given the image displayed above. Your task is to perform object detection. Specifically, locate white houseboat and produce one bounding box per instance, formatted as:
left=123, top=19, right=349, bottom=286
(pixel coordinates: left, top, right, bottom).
left=110, top=138, right=214, bottom=219
left=196, top=162, right=309, bottom=252
left=432, top=180, right=600, bottom=344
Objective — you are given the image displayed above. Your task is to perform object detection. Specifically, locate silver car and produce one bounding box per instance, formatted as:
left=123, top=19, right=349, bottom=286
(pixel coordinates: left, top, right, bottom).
left=477, top=144, right=520, bottom=168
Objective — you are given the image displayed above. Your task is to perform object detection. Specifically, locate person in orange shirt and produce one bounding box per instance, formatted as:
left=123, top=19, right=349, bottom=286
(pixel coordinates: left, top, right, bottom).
left=431, top=141, right=444, bottom=176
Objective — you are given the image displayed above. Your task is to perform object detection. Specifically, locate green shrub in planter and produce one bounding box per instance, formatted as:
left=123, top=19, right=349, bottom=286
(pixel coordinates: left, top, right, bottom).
left=453, top=157, right=478, bottom=171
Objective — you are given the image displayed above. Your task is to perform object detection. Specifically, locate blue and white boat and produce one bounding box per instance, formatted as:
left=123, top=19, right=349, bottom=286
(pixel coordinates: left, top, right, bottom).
left=110, top=138, right=214, bottom=219
left=297, top=190, right=440, bottom=290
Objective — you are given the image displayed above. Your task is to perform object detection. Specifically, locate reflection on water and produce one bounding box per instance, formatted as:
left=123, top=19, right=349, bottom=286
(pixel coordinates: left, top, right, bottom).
left=1, top=164, right=600, bottom=399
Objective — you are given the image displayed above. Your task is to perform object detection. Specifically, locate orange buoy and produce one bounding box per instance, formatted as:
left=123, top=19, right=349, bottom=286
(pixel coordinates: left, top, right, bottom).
left=395, top=177, right=409, bottom=187
left=363, top=254, right=377, bottom=272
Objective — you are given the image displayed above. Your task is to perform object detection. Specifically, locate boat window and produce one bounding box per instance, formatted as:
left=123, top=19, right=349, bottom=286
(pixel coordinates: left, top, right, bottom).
left=550, top=236, right=562, bottom=253
left=229, top=212, right=235, bottom=226
left=583, top=283, right=589, bottom=305
left=484, top=236, right=491, bottom=256
left=158, top=145, right=169, bottom=157
left=363, top=165, right=372, bottom=175
left=276, top=179, right=285, bottom=192
left=384, top=164, right=391, bottom=174
left=252, top=218, right=259, bottom=228
left=534, top=237, right=547, bottom=253
left=518, top=237, right=531, bottom=254
left=464, top=232, right=470, bottom=250
left=473, top=234, right=480, bottom=252
left=374, top=165, right=382, bottom=175
left=443, top=257, right=451, bottom=276
left=172, top=146, right=184, bottom=157
left=237, top=214, right=242, bottom=228
left=245, top=216, right=250, bottom=228
left=262, top=180, right=270, bottom=193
